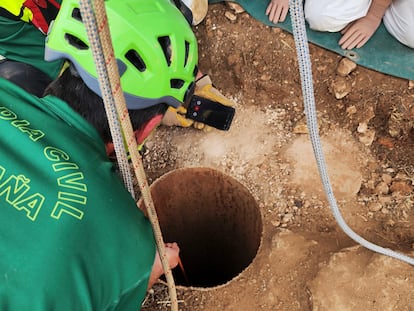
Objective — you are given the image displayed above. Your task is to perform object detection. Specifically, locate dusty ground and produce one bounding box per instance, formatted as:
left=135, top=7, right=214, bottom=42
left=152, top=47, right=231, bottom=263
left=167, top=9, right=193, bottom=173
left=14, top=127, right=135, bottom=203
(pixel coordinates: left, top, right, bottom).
left=141, top=3, right=414, bottom=310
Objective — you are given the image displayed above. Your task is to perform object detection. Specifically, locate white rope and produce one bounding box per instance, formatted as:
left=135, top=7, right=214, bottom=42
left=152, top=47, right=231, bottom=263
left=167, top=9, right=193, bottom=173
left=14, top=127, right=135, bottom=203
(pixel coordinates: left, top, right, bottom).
left=289, top=0, right=414, bottom=266
left=78, top=0, right=135, bottom=197
left=77, top=1, right=179, bottom=310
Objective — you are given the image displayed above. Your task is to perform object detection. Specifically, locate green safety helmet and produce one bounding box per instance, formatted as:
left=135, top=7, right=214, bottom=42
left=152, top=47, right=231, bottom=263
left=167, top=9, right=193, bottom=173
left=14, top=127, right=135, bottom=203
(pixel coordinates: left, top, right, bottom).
left=45, top=0, right=198, bottom=110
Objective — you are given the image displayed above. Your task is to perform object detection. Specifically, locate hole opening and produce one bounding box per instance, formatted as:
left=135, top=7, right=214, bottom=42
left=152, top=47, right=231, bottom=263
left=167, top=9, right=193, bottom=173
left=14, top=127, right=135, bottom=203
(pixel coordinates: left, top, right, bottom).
left=146, top=168, right=263, bottom=288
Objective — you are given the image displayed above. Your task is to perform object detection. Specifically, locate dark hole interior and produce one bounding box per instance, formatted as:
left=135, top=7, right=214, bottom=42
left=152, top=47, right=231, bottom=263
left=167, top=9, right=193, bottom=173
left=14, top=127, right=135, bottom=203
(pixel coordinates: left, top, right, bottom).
left=151, top=168, right=262, bottom=288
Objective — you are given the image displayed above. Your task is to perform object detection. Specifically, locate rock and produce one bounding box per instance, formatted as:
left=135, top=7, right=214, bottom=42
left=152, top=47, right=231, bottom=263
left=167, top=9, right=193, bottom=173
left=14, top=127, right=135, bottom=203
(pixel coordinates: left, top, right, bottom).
left=336, top=58, right=357, bottom=77
left=331, top=76, right=352, bottom=99
left=286, top=133, right=363, bottom=198
left=388, top=109, right=403, bottom=137
left=377, top=136, right=395, bottom=149
left=357, top=122, right=368, bottom=133
left=374, top=181, right=389, bottom=195
left=281, top=213, right=294, bottom=223
left=226, top=2, right=245, bottom=14
left=293, top=123, right=308, bottom=134
left=381, top=173, right=392, bottom=185
left=390, top=181, right=412, bottom=195
left=358, top=129, right=375, bottom=146
left=394, top=172, right=409, bottom=180
left=272, top=27, right=282, bottom=34
left=293, top=117, right=310, bottom=134
left=224, top=11, right=237, bottom=21
left=366, top=179, right=375, bottom=190
left=368, top=202, right=382, bottom=212
left=409, top=80, right=414, bottom=90
left=271, top=220, right=281, bottom=227
left=346, top=105, right=357, bottom=115
left=362, top=106, right=376, bottom=124
left=309, top=245, right=414, bottom=311
left=378, top=196, right=392, bottom=205
left=260, top=74, right=271, bottom=81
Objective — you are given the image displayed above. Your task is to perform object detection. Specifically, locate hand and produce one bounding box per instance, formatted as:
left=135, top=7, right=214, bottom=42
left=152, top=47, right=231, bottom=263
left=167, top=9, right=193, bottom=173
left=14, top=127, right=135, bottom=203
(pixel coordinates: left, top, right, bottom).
left=156, top=242, right=180, bottom=272
left=265, top=0, right=289, bottom=24
left=194, top=74, right=235, bottom=131
left=339, top=13, right=382, bottom=49
left=148, top=242, right=180, bottom=289
left=161, top=106, right=194, bottom=127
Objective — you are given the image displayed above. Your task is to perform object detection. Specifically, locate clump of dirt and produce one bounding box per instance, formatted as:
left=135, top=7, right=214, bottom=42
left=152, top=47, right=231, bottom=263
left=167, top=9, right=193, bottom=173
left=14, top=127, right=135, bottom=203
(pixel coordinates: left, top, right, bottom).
left=141, top=3, right=414, bottom=311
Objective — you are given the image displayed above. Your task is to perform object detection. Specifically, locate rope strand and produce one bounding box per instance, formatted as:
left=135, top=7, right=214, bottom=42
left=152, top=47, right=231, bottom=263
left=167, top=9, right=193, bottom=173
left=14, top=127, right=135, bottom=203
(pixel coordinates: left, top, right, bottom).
left=289, top=0, right=414, bottom=266
left=78, top=0, right=134, bottom=196
left=78, top=1, right=179, bottom=310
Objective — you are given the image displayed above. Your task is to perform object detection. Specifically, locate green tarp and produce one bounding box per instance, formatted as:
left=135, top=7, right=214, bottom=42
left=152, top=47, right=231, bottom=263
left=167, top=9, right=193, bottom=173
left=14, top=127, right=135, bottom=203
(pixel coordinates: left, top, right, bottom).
left=209, top=0, right=414, bottom=80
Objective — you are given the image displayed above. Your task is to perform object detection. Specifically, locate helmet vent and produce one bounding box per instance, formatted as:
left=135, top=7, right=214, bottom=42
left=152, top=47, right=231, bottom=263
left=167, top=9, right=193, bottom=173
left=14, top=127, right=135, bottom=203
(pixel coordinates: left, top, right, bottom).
left=126, top=50, right=146, bottom=72
left=158, top=36, right=172, bottom=66
left=65, top=33, right=88, bottom=50
left=71, top=8, right=83, bottom=22
left=184, top=41, right=190, bottom=67
left=170, top=79, right=184, bottom=89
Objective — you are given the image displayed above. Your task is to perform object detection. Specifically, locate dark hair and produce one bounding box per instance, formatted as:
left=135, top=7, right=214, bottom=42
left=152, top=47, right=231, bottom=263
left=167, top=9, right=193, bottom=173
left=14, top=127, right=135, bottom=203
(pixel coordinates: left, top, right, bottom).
left=0, top=60, right=52, bottom=97
left=43, top=66, right=168, bottom=143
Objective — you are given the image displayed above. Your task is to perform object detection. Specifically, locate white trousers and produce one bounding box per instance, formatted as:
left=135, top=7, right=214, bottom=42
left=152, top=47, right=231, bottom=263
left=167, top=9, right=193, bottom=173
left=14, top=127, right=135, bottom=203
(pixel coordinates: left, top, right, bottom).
left=383, top=0, right=414, bottom=48
left=305, top=0, right=414, bottom=48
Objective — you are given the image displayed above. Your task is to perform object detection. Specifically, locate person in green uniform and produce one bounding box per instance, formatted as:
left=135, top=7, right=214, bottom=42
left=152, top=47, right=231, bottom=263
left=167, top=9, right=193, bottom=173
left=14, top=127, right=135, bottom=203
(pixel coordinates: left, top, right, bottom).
left=0, top=0, right=63, bottom=96
left=0, top=0, right=235, bottom=130
left=0, top=0, right=198, bottom=309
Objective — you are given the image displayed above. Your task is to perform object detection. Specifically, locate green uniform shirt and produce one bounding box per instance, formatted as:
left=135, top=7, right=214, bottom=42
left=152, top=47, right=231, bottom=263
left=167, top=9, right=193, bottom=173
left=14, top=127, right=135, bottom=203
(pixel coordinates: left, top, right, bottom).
left=0, top=15, right=63, bottom=80
left=0, top=78, right=155, bottom=310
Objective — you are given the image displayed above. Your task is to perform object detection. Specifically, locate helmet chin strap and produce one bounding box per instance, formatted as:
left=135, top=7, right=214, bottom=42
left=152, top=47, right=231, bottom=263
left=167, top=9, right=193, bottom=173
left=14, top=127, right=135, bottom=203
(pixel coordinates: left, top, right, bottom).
left=105, top=113, right=163, bottom=156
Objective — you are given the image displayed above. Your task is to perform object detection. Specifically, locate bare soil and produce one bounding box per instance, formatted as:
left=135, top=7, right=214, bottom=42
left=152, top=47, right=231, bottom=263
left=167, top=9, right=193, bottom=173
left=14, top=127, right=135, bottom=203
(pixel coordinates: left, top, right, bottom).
left=141, top=3, right=414, bottom=310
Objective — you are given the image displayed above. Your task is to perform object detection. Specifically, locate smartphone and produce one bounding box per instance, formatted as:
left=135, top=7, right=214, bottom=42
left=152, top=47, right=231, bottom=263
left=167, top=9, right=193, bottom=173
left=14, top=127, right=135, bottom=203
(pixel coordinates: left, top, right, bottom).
left=185, top=95, right=235, bottom=131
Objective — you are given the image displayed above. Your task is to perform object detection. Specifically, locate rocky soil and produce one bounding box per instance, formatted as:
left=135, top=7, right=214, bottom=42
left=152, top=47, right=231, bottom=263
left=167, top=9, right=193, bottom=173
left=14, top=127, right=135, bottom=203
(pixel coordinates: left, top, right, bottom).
left=140, top=3, right=414, bottom=310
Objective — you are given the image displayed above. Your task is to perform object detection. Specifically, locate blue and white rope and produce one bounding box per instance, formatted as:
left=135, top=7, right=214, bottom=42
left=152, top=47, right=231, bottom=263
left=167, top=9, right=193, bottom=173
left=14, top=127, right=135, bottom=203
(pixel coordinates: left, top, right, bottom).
left=289, top=0, right=414, bottom=266
left=78, top=0, right=135, bottom=197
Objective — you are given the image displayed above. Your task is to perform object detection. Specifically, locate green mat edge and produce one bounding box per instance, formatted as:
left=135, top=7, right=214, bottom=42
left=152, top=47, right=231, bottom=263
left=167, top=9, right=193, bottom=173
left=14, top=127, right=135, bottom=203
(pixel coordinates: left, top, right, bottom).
left=208, top=0, right=414, bottom=80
